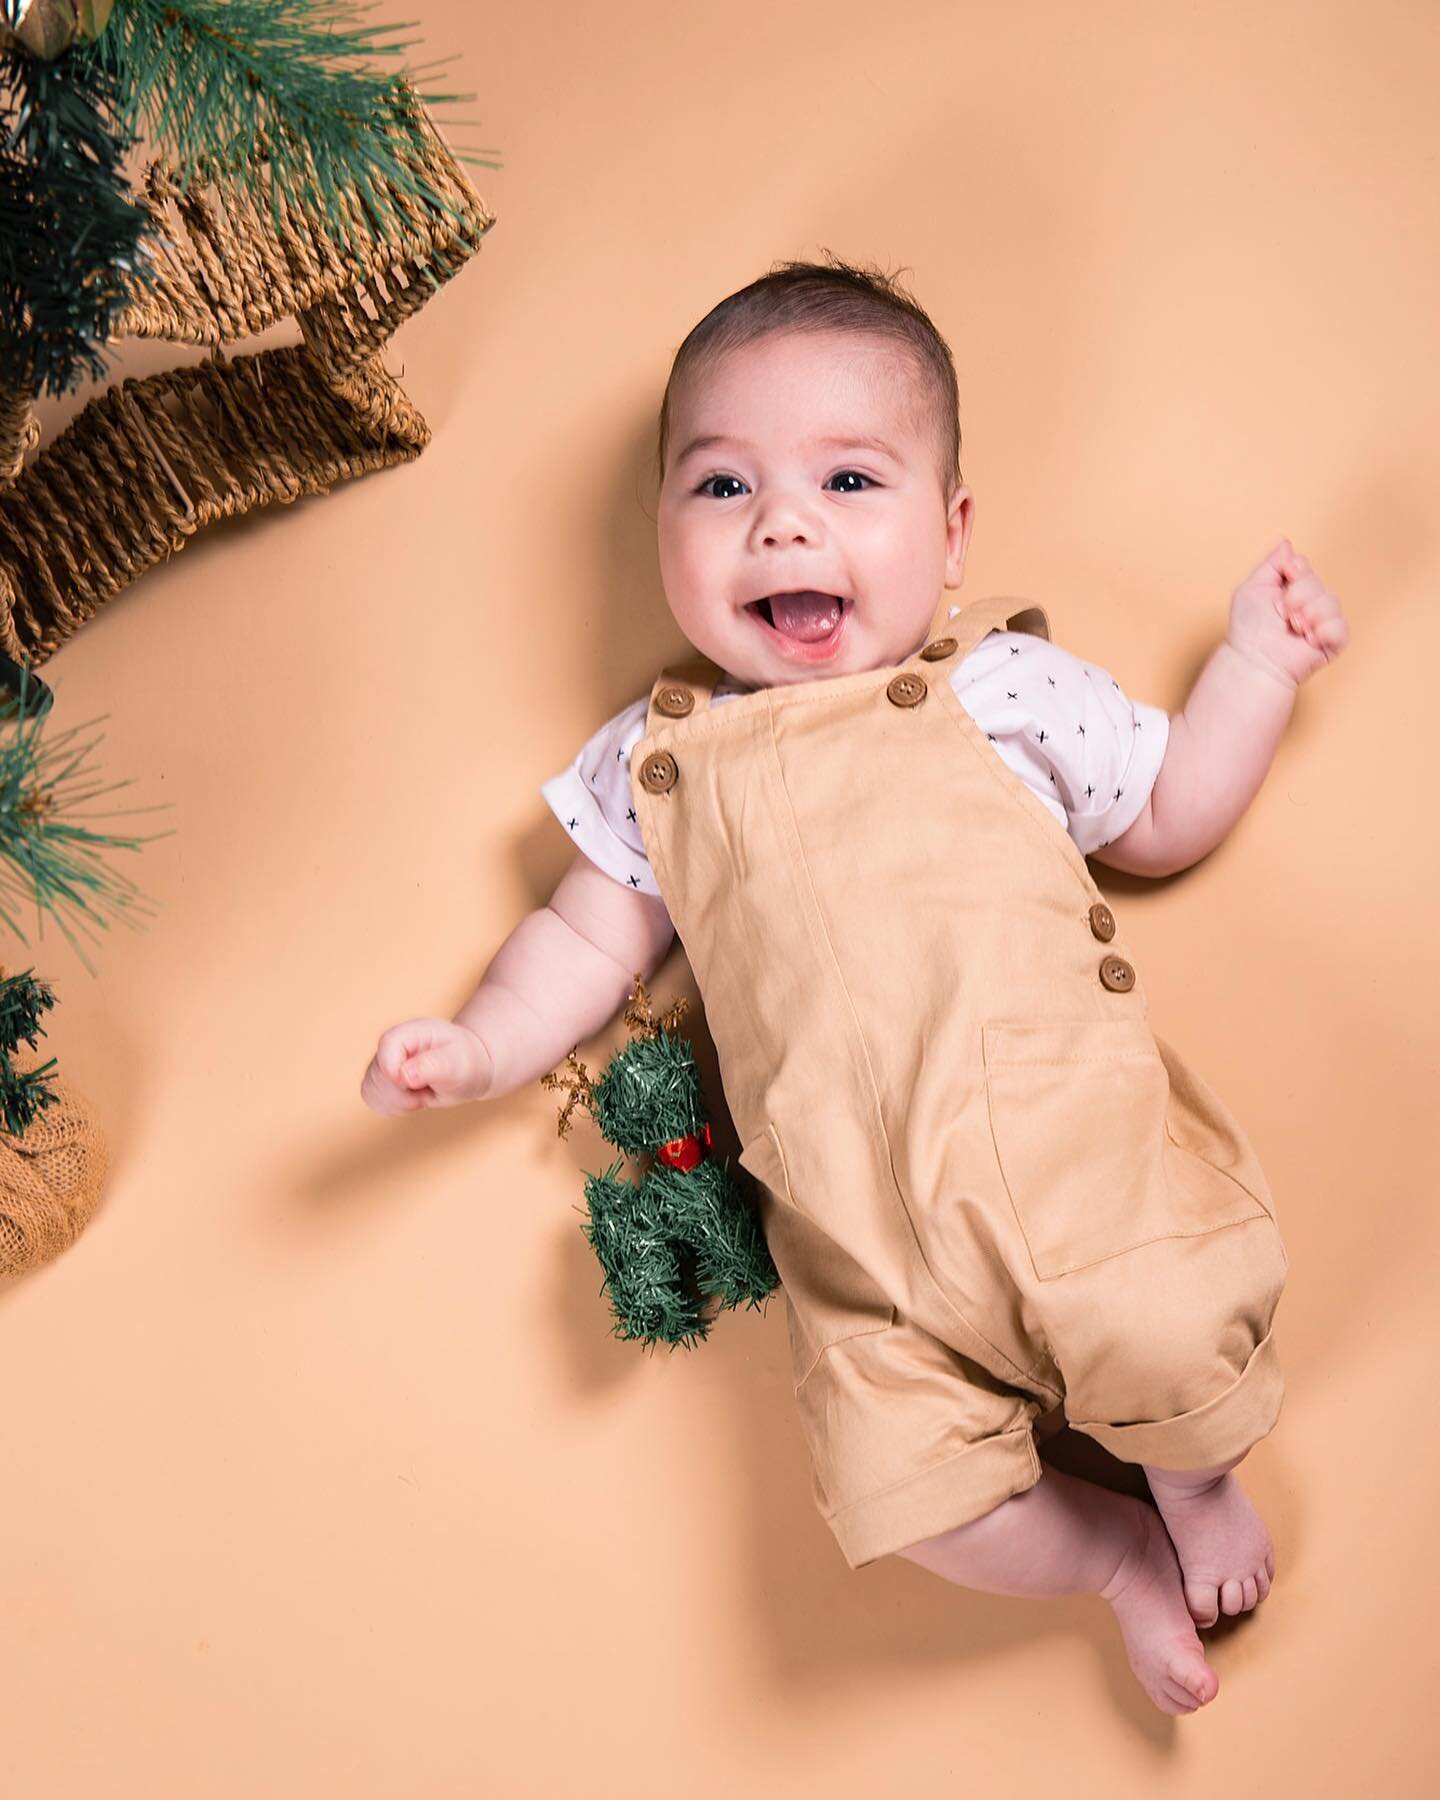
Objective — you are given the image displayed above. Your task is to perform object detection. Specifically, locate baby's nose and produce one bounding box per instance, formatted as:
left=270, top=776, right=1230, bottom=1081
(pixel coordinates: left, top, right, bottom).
left=754, top=504, right=817, bottom=546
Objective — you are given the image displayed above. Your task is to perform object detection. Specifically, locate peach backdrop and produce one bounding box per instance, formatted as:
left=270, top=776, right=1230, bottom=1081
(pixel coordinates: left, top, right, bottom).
left=2, top=0, right=1436, bottom=1791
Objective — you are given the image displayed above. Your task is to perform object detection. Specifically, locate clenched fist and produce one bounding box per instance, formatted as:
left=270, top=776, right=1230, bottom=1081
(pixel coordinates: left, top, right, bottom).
left=1228, top=539, right=1350, bottom=688
left=360, top=1017, right=494, bottom=1115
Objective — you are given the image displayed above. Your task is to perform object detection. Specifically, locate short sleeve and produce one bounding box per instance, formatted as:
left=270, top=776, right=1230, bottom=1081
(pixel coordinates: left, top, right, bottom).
left=540, top=695, right=666, bottom=897
left=952, top=632, right=1170, bottom=855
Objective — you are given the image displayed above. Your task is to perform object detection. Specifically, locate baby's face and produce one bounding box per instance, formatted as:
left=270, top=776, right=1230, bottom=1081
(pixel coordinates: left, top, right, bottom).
left=657, top=328, right=973, bottom=686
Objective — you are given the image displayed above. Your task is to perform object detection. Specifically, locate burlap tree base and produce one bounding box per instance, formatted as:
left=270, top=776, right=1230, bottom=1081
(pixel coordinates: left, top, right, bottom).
left=0, top=84, right=494, bottom=668
left=0, top=1033, right=108, bottom=1279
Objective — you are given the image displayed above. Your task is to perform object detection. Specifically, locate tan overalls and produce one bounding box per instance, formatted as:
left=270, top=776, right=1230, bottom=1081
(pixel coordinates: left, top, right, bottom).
left=630, top=592, right=1289, bottom=1570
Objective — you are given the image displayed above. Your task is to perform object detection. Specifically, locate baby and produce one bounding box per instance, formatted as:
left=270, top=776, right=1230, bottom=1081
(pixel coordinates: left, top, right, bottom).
left=361, top=257, right=1349, bottom=1717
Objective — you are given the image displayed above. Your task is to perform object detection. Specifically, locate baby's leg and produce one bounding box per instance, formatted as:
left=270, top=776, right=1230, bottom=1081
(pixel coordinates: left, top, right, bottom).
left=895, top=1464, right=1219, bottom=1716
left=1139, top=1450, right=1276, bottom=1628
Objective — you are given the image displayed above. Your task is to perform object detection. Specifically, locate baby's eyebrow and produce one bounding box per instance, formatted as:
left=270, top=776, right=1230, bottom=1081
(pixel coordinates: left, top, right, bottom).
left=816, top=433, right=903, bottom=460
left=674, top=431, right=903, bottom=464
left=673, top=434, right=743, bottom=464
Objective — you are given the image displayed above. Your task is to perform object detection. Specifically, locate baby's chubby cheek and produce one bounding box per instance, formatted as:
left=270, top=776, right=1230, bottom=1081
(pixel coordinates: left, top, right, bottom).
left=659, top=573, right=738, bottom=654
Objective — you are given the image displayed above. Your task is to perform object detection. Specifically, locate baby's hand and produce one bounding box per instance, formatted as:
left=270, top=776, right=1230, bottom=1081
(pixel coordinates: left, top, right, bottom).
left=1227, top=539, right=1351, bottom=687
left=360, top=1018, right=494, bottom=1115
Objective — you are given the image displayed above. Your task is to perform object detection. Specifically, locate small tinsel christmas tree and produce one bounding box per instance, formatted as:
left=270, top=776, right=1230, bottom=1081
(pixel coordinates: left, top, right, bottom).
left=541, top=975, right=778, bottom=1352
left=0, top=653, right=165, bottom=1276
left=0, top=961, right=58, bottom=1135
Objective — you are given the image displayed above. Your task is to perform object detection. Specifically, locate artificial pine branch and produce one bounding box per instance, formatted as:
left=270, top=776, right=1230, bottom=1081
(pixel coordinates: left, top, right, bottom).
left=0, top=658, right=172, bottom=976
left=0, top=39, right=153, bottom=397
left=86, top=0, right=496, bottom=260
left=0, top=966, right=58, bottom=1133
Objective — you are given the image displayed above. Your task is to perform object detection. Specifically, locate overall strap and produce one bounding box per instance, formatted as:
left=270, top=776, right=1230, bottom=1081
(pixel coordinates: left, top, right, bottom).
left=643, top=653, right=724, bottom=735
left=932, top=594, right=1052, bottom=662
left=641, top=595, right=1052, bottom=733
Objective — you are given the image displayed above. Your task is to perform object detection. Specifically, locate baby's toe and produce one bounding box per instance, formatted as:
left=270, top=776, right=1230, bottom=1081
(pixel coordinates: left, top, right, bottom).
left=1185, top=1580, right=1220, bottom=1629
left=1165, top=1649, right=1219, bottom=1708
left=1160, top=1679, right=1200, bottom=1714
left=1219, top=1578, right=1245, bottom=1616
left=1256, top=1565, right=1271, bottom=1602
left=1241, top=1575, right=1258, bottom=1612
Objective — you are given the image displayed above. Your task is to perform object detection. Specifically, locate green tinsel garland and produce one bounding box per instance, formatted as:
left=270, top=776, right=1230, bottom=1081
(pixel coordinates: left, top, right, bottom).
left=542, top=976, right=779, bottom=1352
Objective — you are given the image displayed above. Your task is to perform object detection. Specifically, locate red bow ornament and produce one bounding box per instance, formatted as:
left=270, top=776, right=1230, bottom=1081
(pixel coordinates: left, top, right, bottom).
left=655, top=1120, right=713, bottom=1173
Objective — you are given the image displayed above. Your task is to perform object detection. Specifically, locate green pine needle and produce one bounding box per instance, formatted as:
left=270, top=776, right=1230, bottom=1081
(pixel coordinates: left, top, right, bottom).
left=644, top=1158, right=779, bottom=1312
left=591, top=1028, right=705, bottom=1159
left=85, top=0, right=500, bottom=263
left=0, top=44, right=155, bottom=398
left=0, top=659, right=174, bottom=978
left=0, top=968, right=59, bottom=1136
left=581, top=1162, right=711, bottom=1350
left=0, top=964, right=55, bottom=1055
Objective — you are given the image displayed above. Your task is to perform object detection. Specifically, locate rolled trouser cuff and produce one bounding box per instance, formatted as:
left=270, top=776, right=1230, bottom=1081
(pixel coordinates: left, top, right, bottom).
left=832, top=1425, right=1043, bottom=1570
left=1068, top=1324, right=1283, bottom=1470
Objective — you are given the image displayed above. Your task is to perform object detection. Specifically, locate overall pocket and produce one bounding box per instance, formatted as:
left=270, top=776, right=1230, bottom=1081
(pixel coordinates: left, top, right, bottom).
left=981, top=1017, right=1271, bottom=1282
left=737, top=1121, right=897, bottom=1385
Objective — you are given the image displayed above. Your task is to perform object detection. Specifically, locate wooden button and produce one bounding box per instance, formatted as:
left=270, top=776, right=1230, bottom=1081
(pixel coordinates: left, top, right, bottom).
left=654, top=684, right=694, bottom=718
left=1099, top=955, right=1135, bottom=992
left=886, top=672, right=927, bottom=708
left=638, top=750, right=679, bottom=794
left=1088, top=902, right=1116, bottom=942
left=920, top=636, right=958, bottom=661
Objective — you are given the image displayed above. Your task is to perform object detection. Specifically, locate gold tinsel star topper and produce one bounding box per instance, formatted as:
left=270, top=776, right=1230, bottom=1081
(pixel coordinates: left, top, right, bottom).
left=539, top=973, right=689, bottom=1139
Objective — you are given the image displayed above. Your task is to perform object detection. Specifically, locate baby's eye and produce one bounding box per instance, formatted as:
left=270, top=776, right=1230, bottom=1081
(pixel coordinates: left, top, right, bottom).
left=696, top=474, right=748, bottom=500
left=827, top=470, right=873, bottom=493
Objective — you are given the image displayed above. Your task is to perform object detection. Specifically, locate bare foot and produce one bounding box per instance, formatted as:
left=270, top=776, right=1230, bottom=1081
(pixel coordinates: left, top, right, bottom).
left=1143, top=1467, right=1275, bottom=1629
left=1100, top=1495, right=1220, bottom=1715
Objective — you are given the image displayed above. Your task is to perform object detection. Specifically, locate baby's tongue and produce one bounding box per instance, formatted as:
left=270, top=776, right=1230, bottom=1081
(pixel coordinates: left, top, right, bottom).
left=769, top=591, right=843, bottom=641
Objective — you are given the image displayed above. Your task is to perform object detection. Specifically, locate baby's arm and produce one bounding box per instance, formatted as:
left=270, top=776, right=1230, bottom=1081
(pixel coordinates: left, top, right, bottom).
left=451, top=849, right=677, bottom=1100
left=1089, top=643, right=1295, bottom=878
left=1091, top=540, right=1348, bottom=879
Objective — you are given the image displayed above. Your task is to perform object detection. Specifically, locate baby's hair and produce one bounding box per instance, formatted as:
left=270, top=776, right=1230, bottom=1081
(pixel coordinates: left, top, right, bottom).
left=655, top=251, right=963, bottom=499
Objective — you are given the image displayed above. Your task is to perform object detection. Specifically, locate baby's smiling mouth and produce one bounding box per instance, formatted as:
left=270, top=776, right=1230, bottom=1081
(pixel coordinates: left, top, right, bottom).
left=747, top=591, right=850, bottom=643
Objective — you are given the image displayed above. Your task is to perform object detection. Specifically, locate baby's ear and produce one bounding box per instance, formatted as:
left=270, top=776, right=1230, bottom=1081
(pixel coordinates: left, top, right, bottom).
left=943, top=484, right=975, bottom=587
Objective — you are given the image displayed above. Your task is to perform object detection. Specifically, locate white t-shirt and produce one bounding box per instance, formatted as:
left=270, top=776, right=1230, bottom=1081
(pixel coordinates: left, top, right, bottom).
left=541, top=623, right=1170, bottom=901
